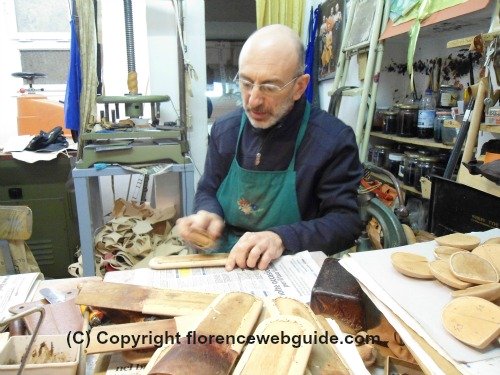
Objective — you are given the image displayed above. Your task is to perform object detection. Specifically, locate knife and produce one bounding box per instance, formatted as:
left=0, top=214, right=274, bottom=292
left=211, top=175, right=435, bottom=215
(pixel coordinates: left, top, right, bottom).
left=39, top=288, right=78, bottom=304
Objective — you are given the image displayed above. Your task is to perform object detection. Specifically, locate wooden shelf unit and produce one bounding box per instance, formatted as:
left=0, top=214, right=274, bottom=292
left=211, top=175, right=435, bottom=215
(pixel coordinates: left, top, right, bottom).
left=379, top=0, right=491, bottom=41
left=370, top=131, right=454, bottom=150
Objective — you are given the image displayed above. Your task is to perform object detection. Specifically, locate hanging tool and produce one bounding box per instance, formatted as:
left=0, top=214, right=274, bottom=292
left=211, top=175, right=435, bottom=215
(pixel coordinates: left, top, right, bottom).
left=443, top=97, right=476, bottom=179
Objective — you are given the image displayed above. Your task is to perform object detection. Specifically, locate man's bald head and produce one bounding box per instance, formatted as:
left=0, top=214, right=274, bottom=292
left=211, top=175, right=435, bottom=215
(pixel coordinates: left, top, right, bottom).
left=239, top=24, right=305, bottom=76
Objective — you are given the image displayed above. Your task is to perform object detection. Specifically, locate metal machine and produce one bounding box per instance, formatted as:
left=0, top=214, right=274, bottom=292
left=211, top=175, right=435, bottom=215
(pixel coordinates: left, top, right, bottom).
left=357, top=162, right=409, bottom=251
left=76, top=0, right=189, bottom=169
left=76, top=94, right=189, bottom=168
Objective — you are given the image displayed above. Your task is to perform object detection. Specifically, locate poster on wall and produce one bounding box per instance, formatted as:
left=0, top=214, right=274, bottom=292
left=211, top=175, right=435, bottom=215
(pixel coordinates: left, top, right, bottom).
left=317, top=0, right=344, bottom=81
left=344, top=0, right=377, bottom=51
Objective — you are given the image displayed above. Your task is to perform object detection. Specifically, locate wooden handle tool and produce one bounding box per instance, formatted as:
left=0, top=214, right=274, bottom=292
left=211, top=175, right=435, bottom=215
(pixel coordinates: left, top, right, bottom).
left=149, top=253, right=228, bottom=270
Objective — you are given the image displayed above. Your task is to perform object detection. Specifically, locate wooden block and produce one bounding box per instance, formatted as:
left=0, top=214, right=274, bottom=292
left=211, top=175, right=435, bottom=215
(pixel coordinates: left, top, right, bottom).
left=75, top=280, right=216, bottom=316
left=449, top=252, right=499, bottom=284
left=429, top=260, right=472, bottom=290
left=269, top=297, right=349, bottom=375
left=310, top=257, right=365, bottom=333
left=391, top=252, right=434, bottom=280
left=451, top=283, right=500, bottom=301
left=435, top=233, right=481, bottom=251
left=86, top=315, right=197, bottom=354
left=472, top=244, right=500, bottom=273
left=433, top=246, right=463, bottom=261
left=232, top=316, right=314, bottom=375
left=148, top=292, right=262, bottom=375
left=442, top=296, right=500, bottom=349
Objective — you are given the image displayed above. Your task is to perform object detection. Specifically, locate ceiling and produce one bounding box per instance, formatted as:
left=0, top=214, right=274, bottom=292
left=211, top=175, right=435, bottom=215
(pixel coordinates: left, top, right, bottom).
left=205, top=0, right=256, bottom=40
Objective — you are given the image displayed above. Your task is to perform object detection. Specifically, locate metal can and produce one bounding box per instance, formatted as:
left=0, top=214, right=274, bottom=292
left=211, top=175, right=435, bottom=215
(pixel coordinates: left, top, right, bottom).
left=439, top=85, right=459, bottom=108
left=397, top=104, right=419, bottom=137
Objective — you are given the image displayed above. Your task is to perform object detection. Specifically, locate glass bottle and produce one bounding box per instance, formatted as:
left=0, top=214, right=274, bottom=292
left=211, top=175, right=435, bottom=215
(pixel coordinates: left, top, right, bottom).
left=417, top=89, right=436, bottom=139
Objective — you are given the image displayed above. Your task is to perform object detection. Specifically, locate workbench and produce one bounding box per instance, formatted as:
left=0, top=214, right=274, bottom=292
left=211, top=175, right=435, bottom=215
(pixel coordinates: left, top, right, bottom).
left=72, top=164, right=194, bottom=276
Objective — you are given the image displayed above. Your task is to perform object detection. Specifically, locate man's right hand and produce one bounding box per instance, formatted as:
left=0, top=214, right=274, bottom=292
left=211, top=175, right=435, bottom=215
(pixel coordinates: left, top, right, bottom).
left=176, top=210, right=224, bottom=250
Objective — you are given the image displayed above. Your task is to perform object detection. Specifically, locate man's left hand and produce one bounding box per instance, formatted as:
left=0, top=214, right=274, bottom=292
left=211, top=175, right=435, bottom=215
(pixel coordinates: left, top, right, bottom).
left=225, top=231, right=285, bottom=271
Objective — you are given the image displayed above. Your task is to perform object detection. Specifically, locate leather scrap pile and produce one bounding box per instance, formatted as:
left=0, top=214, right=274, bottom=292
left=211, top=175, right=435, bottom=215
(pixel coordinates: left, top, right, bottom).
left=69, top=199, right=190, bottom=277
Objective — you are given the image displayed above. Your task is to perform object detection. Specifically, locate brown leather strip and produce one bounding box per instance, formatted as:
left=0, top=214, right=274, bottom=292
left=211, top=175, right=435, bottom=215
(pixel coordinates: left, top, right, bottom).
left=148, top=337, right=238, bottom=375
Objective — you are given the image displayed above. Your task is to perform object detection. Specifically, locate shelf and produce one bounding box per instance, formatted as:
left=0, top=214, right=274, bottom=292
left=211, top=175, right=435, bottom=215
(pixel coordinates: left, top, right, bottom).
left=447, top=30, right=500, bottom=48
left=443, top=119, right=500, bottom=133
left=379, top=0, right=491, bottom=41
left=370, top=132, right=454, bottom=149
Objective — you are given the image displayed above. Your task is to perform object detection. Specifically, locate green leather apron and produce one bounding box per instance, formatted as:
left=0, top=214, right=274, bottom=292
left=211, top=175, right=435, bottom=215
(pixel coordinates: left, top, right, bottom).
left=215, top=102, right=311, bottom=252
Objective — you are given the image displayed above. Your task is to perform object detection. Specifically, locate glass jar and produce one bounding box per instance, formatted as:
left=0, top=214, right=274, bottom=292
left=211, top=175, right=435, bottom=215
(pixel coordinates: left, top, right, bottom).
left=382, top=110, right=398, bottom=134
left=388, top=152, right=404, bottom=178
left=441, top=120, right=459, bottom=145
left=372, top=145, right=392, bottom=168
left=414, top=155, right=439, bottom=191
left=373, top=106, right=389, bottom=131
left=439, top=85, right=459, bottom=108
left=433, top=109, right=452, bottom=143
left=402, top=151, right=420, bottom=186
left=397, top=104, right=419, bottom=137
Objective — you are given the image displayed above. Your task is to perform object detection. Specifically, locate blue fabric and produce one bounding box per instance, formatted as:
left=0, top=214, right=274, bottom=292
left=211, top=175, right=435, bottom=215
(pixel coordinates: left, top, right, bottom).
left=305, top=6, right=321, bottom=103
left=64, top=18, right=82, bottom=131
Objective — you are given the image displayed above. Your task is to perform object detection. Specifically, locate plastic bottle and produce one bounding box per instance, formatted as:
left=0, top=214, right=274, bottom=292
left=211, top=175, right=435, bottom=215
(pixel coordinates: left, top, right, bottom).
left=417, top=89, right=436, bottom=138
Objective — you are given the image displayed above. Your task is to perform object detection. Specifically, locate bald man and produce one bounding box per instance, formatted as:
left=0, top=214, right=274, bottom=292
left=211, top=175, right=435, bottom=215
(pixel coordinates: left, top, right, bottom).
left=177, top=24, right=362, bottom=270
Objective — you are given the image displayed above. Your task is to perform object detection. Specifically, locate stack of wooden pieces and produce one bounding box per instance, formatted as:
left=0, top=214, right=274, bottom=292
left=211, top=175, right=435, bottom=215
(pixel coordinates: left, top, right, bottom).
left=390, top=233, right=500, bottom=349
left=77, top=281, right=371, bottom=374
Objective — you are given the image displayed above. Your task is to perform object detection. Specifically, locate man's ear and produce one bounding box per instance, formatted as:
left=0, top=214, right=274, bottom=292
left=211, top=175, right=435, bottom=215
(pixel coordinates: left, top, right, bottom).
left=292, top=74, right=311, bottom=101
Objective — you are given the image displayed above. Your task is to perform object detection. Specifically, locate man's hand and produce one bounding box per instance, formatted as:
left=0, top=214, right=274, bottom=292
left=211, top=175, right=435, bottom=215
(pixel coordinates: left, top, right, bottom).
left=176, top=210, right=224, bottom=249
left=226, top=231, right=285, bottom=271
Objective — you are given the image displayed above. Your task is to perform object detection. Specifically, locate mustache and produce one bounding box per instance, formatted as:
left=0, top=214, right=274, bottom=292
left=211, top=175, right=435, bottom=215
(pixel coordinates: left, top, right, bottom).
left=244, top=104, right=266, bottom=113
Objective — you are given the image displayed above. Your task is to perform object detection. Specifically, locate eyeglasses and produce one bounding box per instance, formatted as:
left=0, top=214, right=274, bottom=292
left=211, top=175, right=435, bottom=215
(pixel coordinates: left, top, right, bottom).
left=233, top=73, right=301, bottom=95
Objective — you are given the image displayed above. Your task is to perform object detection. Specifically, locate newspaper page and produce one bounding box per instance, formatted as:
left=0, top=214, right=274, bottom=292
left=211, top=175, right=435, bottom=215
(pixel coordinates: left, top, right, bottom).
left=104, top=251, right=321, bottom=303
left=0, top=272, right=43, bottom=324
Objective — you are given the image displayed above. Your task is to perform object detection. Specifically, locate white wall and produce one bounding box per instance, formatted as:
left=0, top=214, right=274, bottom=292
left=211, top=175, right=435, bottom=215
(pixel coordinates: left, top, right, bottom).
left=0, top=0, right=20, bottom=143
left=97, top=0, right=207, bottom=215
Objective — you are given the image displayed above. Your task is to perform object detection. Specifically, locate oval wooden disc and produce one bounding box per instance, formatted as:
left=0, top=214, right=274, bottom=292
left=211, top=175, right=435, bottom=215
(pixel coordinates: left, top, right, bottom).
left=391, top=252, right=434, bottom=279
left=472, top=244, right=500, bottom=274
left=451, top=283, right=500, bottom=301
left=429, top=260, right=472, bottom=289
left=442, top=296, right=500, bottom=349
left=450, top=252, right=499, bottom=284
left=435, top=233, right=481, bottom=251
left=433, top=246, right=463, bottom=261
left=483, top=237, right=500, bottom=245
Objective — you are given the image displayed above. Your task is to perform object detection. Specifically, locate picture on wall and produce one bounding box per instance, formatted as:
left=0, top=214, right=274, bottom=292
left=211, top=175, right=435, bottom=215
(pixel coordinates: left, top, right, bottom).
left=317, top=0, right=344, bottom=81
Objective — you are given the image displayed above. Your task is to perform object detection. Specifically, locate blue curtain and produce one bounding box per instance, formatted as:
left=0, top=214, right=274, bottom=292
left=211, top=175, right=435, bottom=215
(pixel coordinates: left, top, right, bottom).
left=304, top=6, right=320, bottom=103
left=64, top=17, right=82, bottom=132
